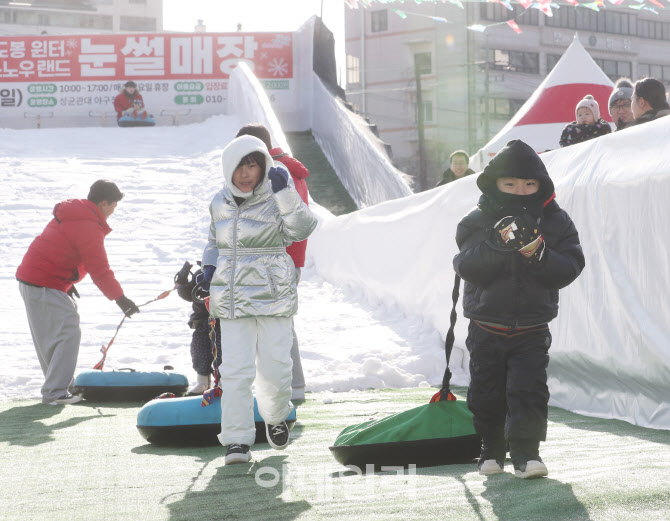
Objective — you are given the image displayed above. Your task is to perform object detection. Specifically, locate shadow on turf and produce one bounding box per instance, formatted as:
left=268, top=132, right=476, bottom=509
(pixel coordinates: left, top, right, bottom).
left=0, top=403, right=113, bottom=447
left=162, top=454, right=311, bottom=520
left=477, top=475, right=592, bottom=521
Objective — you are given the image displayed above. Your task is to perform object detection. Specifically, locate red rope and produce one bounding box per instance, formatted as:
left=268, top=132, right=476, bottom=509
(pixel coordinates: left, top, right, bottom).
left=93, top=284, right=178, bottom=370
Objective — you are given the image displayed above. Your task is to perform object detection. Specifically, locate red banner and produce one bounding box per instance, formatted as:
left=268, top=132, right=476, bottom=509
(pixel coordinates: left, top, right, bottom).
left=0, top=32, right=293, bottom=83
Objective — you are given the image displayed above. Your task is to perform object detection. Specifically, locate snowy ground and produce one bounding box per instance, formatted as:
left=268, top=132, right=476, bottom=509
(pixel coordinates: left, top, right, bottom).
left=0, top=116, right=446, bottom=402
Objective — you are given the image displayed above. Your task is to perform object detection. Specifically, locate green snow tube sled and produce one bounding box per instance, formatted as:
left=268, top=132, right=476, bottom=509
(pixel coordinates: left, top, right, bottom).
left=330, top=399, right=480, bottom=470
left=73, top=368, right=189, bottom=401
left=136, top=394, right=297, bottom=446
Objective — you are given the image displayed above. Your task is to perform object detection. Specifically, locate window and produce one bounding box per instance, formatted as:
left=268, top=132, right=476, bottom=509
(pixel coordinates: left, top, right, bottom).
left=547, top=54, right=561, bottom=73
left=489, top=49, right=539, bottom=74
left=371, top=10, right=388, bottom=32
left=423, top=100, right=433, bottom=123
left=120, top=15, right=156, bottom=31
left=594, top=58, right=633, bottom=81
left=480, top=97, right=527, bottom=119
left=638, top=63, right=670, bottom=86
left=37, top=14, right=50, bottom=25
left=414, top=52, right=432, bottom=75
left=347, top=54, right=360, bottom=85
left=479, top=4, right=538, bottom=25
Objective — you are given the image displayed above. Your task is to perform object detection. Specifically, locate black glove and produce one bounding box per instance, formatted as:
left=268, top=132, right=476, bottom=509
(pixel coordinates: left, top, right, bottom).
left=493, top=214, right=540, bottom=250
left=174, top=260, right=193, bottom=286
left=116, top=295, right=140, bottom=317
left=268, top=166, right=288, bottom=193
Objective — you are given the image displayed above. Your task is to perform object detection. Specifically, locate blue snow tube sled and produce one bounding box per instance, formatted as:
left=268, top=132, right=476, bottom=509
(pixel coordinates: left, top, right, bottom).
left=73, top=368, right=188, bottom=401
left=118, top=115, right=155, bottom=127
left=136, top=395, right=297, bottom=446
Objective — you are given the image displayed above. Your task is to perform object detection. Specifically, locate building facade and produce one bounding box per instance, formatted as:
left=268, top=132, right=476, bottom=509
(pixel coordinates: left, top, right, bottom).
left=344, top=1, right=670, bottom=189
left=0, top=0, right=162, bottom=35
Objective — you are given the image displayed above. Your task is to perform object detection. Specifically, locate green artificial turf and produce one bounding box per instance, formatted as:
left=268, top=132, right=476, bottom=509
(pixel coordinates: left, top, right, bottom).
left=1, top=387, right=668, bottom=521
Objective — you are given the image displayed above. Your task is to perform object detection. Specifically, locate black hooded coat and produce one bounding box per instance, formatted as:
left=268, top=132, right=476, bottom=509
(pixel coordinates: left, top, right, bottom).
left=453, top=140, right=585, bottom=327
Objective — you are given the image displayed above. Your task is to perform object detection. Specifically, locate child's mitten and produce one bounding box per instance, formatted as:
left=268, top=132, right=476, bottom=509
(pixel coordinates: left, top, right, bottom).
left=268, top=166, right=289, bottom=193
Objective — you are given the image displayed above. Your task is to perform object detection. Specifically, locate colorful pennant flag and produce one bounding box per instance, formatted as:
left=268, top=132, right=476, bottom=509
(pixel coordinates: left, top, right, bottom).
left=495, top=0, right=514, bottom=10
left=518, top=0, right=533, bottom=7
left=430, top=15, right=449, bottom=22
left=466, top=24, right=487, bottom=32
left=583, top=2, right=601, bottom=10
left=448, top=0, right=464, bottom=8
left=648, top=0, right=664, bottom=8
left=506, top=19, right=523, bottom=33
left=392, top=8, right=408, bottom=18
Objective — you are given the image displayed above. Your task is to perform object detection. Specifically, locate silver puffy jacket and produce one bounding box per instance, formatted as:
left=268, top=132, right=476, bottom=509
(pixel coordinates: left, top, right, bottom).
left=202, top=135, right=318, bottom=319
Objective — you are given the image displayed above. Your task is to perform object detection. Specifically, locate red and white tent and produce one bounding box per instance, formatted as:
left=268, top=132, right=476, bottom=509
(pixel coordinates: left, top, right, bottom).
left=470, top=35, right=614, bottom=170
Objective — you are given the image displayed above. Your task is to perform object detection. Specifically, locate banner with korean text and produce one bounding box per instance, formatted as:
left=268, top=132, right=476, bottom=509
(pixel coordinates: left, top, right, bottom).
left=0, top=32, right=293, bottom=127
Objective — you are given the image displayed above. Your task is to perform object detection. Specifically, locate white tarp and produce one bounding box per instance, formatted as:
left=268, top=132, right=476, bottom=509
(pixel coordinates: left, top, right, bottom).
left=471, top=35, right=614, bottom=171
left=308, top=117, right=670, bottom=430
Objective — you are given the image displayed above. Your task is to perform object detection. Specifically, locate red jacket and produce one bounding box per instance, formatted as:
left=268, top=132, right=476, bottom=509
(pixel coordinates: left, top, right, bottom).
left=16, top=199, right=124, bottom=300
left=271, top=147, right=310, bottom=268
left=113, top=90, right=144, bottom=120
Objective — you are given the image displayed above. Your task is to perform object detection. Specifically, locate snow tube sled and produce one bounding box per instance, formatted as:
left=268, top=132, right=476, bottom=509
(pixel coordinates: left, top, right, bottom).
left=73, top=368, right=188, bottom=401
left=136, top=395, right=297, bottom=446
left=118, top=115, right=155, bottom=127
left=329, top=400, right=480, bottom=470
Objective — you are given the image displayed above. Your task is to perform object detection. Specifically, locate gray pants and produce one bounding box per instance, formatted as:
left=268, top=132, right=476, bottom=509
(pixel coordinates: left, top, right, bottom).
left=291, top=268, right=305, bottom=390
left=19, top=282, right=81, bottom=403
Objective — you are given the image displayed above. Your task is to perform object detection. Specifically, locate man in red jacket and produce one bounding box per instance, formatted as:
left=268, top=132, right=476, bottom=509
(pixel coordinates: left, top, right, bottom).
left=236, top=124, right=310, bottom=400
left=16, top=180, right=139, bottom=405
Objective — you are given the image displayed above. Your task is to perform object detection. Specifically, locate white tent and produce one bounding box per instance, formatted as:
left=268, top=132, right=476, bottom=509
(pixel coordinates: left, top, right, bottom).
left=471, top=35, right=614, bottom=171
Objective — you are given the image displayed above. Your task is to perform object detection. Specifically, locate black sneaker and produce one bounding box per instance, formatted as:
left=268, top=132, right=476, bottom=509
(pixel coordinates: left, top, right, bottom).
left=265, top=421, right=290, bottom=450
left=225, top=443, right=251, bottom=465
left=47, top=393, right=83, bottom=405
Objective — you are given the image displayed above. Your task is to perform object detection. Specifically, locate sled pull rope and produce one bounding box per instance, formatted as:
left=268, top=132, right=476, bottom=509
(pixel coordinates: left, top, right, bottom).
left=201, top=297, right=223, bottom=407
left=430, top=273, right=461, bottom=403
left=93, top=284, right=179, bottom=370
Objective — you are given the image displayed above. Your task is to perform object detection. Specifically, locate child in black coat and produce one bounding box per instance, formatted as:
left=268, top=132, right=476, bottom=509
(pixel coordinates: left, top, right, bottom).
left=453, top=140, right=585, bottom=478
left=175, top=262, right=222, bottom=394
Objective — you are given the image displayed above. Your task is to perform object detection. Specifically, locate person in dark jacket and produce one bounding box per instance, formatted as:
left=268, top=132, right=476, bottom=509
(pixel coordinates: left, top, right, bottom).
left=608, top=78, right=635, bottom=131
left=16, top=180, right=139, bottom=405
left=453, top=140, right=585, bottom=479
left=174, top=263, right=222, bottom=395
left=559, top=95, right=612, bottom=147
left=631, top=77, right=670, bottom=126
left=436, top=150, right=475, bottom=187
left=235, top=123, right=311, bottom=401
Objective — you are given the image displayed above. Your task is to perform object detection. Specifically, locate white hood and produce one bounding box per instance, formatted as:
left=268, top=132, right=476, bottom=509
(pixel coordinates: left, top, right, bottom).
left=221, top=135, right=274, bottom=199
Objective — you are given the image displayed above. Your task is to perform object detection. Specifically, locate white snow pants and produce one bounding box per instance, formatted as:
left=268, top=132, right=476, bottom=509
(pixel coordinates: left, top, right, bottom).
left=217, top=316, right=293, bottom=447
left=19, top=282, right=81, bottom=403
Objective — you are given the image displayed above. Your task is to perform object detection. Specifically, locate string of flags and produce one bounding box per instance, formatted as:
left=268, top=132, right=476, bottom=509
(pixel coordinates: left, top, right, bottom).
left=373, top=0, right=668, bottom=35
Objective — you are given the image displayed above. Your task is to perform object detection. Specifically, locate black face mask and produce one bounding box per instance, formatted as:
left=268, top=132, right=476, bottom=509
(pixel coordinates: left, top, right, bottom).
left=489, top=190, right=545, bottom=219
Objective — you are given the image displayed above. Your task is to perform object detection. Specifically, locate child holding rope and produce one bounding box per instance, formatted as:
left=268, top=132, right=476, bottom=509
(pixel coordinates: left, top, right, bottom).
left=201, top=135, right=317, bottom=464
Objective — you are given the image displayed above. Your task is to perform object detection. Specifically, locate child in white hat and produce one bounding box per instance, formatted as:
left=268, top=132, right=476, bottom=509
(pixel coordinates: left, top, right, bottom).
left=559, top=94, right=612, bottom=147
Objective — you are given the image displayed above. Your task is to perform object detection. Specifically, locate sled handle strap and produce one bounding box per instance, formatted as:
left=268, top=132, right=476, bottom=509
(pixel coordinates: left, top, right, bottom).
left=201, top=298, right=223, bottom=406
left=430, top=273, right=461, bottom=403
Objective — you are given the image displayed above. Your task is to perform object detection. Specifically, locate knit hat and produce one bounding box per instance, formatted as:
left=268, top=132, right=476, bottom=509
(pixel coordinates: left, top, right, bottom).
left=608, top=79, right=633, bottom=108
left=576, top=94, right=599, bottom=121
